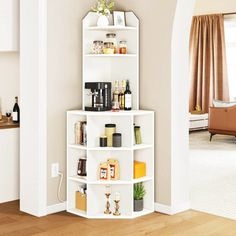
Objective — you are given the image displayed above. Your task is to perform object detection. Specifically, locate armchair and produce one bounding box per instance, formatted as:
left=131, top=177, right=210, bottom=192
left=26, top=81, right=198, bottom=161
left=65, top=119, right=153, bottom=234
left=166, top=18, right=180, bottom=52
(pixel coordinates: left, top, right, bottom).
left=208, top=106, right=236, bottom=141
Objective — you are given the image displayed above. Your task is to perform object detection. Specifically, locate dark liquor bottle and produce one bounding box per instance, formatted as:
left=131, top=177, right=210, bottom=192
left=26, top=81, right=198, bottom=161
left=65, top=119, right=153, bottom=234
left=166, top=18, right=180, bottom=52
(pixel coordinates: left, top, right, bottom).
left=12, top=96, right=20, bottom=123
left=124, top=80, right=132, bottom=111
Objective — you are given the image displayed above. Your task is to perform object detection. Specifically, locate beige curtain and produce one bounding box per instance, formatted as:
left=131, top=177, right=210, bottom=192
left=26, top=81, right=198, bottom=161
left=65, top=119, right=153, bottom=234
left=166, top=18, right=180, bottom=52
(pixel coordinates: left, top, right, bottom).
left=189, top=14, right=229, bottom=113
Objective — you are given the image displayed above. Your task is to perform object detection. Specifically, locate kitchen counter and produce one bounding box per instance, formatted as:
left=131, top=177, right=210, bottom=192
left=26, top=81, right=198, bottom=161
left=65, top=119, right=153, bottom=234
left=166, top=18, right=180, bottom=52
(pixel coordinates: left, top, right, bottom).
left=0, top=116, right=19, bottom=129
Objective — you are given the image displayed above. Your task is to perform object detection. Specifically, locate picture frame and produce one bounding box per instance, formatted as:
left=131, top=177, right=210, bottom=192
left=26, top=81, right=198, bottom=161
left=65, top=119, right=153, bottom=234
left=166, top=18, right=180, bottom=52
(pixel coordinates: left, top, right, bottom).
left=113, top=11, right=126, bottom=27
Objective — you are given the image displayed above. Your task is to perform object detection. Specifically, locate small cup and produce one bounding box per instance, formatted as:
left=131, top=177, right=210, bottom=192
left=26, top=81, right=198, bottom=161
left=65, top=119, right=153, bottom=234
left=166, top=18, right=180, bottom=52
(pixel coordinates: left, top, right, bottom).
left=100, top=136, right=108, bottom=147
left=113, top=133, right=122, bottom=147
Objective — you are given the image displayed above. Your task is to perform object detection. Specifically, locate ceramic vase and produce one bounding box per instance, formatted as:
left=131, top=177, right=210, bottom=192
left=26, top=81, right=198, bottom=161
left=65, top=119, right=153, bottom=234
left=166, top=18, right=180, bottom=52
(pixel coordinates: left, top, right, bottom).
left=134, top=199, right=144, bottom=212
left=97, top=15, right=109, bottom=27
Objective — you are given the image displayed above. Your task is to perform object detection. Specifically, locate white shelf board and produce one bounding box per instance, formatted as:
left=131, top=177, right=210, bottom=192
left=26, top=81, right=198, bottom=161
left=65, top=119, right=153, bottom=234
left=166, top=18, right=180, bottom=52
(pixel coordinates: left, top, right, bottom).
left=84, top=54, right=137, bottom=58
left=68, top=144, right=152, bottom=151
left=67, top=110, right=154, bottom=116
left=68, top=176, right=88, bottom=184
left=87, top=213, right=133, bottom=219
left=67, top=208, right=87, bottom=218
left=132, top=176, right=153, bottom=184
left=88, top=180, right=131, bottom=185
left=84, top=26, right=137, bottom=31
left=68, top=176, right=153, bottom=185
left=133, top=144, right=152, bottom=150
left=132, top=209, right=154, bottom=218
left=68, top=144, right=87, bottom=150
left=88, top=147, right=131, bottom=151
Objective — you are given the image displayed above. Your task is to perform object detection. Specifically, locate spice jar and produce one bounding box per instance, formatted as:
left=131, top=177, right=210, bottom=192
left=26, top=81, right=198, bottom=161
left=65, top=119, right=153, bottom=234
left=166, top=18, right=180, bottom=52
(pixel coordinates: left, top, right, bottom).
left=105, top=124, right=116, bottom=147
left=100, top=136, right=108, bottom=147
left=103, top=42, right=115, bottom=54
left=105, top=33, right=117, bottom=53
left=92, top=40, right=103, bottom=54
left=134, top=126, right=142, bottom=144
left=119, top=41, right=127, bottom=54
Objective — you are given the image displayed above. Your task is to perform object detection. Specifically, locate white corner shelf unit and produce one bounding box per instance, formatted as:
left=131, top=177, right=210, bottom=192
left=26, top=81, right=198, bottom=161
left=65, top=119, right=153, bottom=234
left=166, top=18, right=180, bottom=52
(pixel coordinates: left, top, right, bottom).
left=67, top=110, right=154, bottom=219
left=83, top=12, right=139, bottom=110
left=67, top=12, right=154, bottom=219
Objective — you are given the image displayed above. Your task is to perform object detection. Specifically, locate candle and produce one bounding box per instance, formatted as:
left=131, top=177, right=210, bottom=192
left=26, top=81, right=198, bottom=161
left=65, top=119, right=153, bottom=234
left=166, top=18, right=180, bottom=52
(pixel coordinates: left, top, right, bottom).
left=105, top=185, right=111, bottom=194
left=115, top=192, right=120, bottom=201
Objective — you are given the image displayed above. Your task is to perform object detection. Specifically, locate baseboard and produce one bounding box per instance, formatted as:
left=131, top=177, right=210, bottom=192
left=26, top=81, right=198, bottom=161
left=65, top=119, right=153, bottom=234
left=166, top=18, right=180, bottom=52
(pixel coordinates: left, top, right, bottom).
left=155, top=201, right=190, bottom=215
left=47, top=202, right=66, bottom=215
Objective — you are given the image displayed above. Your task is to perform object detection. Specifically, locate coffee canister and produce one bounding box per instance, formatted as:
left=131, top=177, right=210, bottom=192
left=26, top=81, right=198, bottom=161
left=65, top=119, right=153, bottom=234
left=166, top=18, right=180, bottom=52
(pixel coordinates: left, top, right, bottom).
left=113, top=133, right=122, bottom=147
left=105, top=124, right=116, bottom=147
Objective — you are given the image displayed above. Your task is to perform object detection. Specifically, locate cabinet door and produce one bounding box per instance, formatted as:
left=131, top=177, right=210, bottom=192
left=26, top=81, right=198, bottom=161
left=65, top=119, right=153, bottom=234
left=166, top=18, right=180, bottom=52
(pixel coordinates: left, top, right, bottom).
left=0, top=0, right=19, bottom=51
left=0, top=128, right=19, bottom=203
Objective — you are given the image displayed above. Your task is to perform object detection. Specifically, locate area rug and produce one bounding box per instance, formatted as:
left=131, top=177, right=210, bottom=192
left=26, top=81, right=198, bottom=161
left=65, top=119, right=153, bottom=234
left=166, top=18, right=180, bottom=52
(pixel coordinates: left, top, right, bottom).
left=190, top=131, right=236, bottom=220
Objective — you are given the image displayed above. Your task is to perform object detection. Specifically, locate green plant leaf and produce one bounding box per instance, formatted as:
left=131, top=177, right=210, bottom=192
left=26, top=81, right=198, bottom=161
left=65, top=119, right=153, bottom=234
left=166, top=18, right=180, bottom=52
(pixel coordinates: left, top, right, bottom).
left=134, top=182, right=146, bottom=200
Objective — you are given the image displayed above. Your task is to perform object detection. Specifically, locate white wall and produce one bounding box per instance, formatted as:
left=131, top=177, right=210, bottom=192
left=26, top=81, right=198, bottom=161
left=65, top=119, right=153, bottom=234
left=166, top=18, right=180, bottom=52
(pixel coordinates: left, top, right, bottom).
left=20, top=0, right=47, bottom=216
left=0, top=53, right=19, bottom=114
left=195, top=0, right=236, bottom=15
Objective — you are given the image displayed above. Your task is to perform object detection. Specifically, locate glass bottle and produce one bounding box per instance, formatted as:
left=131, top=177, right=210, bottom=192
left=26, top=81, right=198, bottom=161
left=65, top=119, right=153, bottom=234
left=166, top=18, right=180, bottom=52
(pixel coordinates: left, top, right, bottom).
left=12, top=96, right=20, bottom=123
left=119, top=80, right=126, bottom=110
left=124, top=80, right=132, bottom=111
left=112, top=80, right=120, bottom=111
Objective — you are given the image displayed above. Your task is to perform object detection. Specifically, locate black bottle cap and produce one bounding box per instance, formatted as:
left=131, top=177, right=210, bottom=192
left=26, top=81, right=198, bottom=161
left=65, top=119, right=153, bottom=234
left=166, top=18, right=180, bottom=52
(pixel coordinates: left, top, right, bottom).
left=105, top=124, right=116, bottom=128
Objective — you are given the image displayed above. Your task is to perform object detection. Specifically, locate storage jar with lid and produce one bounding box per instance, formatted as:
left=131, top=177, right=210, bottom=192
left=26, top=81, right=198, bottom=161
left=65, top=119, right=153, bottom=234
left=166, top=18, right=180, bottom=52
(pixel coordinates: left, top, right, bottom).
left=103, top=42, right=115, bottom=54
left=113, top=133, right=122, bottom=147
left=92, top=40, right=103, bottom=54
left=105, top=33, right=117, bottom=53
left=105, top=124, right=116, bottom=147
left=119, top=41, right=127, bottom=54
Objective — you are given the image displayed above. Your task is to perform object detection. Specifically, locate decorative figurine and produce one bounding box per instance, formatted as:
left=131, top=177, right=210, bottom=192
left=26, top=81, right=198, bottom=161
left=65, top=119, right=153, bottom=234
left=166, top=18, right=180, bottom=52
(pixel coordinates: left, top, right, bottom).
left=104, top=185, right=112, bottom=214
left=113, top=192, right=121, bottom=216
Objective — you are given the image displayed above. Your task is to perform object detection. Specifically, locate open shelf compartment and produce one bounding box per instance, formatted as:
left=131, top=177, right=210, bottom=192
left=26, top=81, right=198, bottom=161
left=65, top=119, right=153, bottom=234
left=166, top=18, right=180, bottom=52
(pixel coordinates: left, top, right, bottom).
left=87, top=149, right=133, bottom=182
left=87, top=184, right=133, bottom=218
left=87, top=115, right=133, bottom=148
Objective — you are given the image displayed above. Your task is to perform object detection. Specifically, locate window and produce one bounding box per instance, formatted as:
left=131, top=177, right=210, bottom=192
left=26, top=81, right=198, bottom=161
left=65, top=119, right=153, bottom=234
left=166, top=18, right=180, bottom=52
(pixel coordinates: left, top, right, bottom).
left=224, top=20, right=236, bottom=101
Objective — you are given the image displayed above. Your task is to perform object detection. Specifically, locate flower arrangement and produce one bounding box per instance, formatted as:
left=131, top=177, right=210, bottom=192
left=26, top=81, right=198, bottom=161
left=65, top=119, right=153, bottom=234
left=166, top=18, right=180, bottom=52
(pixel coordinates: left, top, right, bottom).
left=92, top=0, right=115, bottom=16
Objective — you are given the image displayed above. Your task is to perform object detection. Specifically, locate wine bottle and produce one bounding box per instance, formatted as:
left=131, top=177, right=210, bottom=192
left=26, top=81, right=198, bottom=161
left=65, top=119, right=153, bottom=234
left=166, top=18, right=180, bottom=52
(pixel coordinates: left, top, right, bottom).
left=119, top=80, right=126, bottom=110
left=12, top=96, right=20, bottom=123
left=124, top=80, right=132, bottom=111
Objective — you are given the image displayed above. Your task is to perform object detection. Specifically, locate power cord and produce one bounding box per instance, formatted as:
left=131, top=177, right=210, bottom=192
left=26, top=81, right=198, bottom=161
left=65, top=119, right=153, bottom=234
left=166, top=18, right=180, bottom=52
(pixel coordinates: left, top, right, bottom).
left=57, top=171, right=64, bottom=203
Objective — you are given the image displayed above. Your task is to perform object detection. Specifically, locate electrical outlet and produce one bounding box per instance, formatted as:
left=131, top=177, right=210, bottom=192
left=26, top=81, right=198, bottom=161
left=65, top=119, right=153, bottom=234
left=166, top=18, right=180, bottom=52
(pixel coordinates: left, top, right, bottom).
left=51, top=163, right=59, bottom=178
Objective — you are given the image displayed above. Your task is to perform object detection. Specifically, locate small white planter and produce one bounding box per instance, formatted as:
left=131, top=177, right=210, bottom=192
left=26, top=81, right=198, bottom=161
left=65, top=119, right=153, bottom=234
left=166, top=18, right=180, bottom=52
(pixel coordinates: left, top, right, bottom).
left=97, top=15, right=109, bottom=27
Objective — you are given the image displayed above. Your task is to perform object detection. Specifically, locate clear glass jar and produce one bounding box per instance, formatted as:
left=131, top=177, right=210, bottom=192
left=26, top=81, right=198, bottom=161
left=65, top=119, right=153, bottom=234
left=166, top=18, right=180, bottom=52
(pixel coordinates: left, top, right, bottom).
left=119, top=41, right=127, bottom=54
left=92, top=40, right=103, bottom=54
left=105, top=33, right=117, bottom=53
left=103, top=42, right=115, bottom=54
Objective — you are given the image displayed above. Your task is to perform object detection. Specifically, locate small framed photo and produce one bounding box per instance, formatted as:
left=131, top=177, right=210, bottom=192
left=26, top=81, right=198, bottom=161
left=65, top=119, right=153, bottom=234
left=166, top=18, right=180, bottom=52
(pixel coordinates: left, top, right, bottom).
left=113, top=11, right=126, bottom=27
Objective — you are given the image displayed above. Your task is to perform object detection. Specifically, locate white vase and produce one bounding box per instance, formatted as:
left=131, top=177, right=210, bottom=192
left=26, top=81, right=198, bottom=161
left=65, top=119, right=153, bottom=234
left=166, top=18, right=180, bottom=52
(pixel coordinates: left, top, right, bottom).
left=97, top=15, right=109, bottom=27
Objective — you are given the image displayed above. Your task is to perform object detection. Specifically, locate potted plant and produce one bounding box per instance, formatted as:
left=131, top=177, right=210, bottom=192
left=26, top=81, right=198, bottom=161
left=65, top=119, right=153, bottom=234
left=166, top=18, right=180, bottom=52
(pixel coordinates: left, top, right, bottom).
left=91, top=0, right=115, bottom=27
left=134, top=182, right=146, bottom=212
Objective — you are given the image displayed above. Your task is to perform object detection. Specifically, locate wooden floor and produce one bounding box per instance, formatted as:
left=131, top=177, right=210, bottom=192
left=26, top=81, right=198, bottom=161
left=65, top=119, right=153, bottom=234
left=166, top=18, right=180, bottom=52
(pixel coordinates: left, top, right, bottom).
left=1, top=201, right=236, bottom=236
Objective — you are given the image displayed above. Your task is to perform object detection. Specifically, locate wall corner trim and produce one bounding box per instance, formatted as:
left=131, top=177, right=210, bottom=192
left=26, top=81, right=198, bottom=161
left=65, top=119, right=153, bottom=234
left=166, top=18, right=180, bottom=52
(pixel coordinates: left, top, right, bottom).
left=47, top=202, right=66, bottom=215
left=154, top=202, right=190, bottom=215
